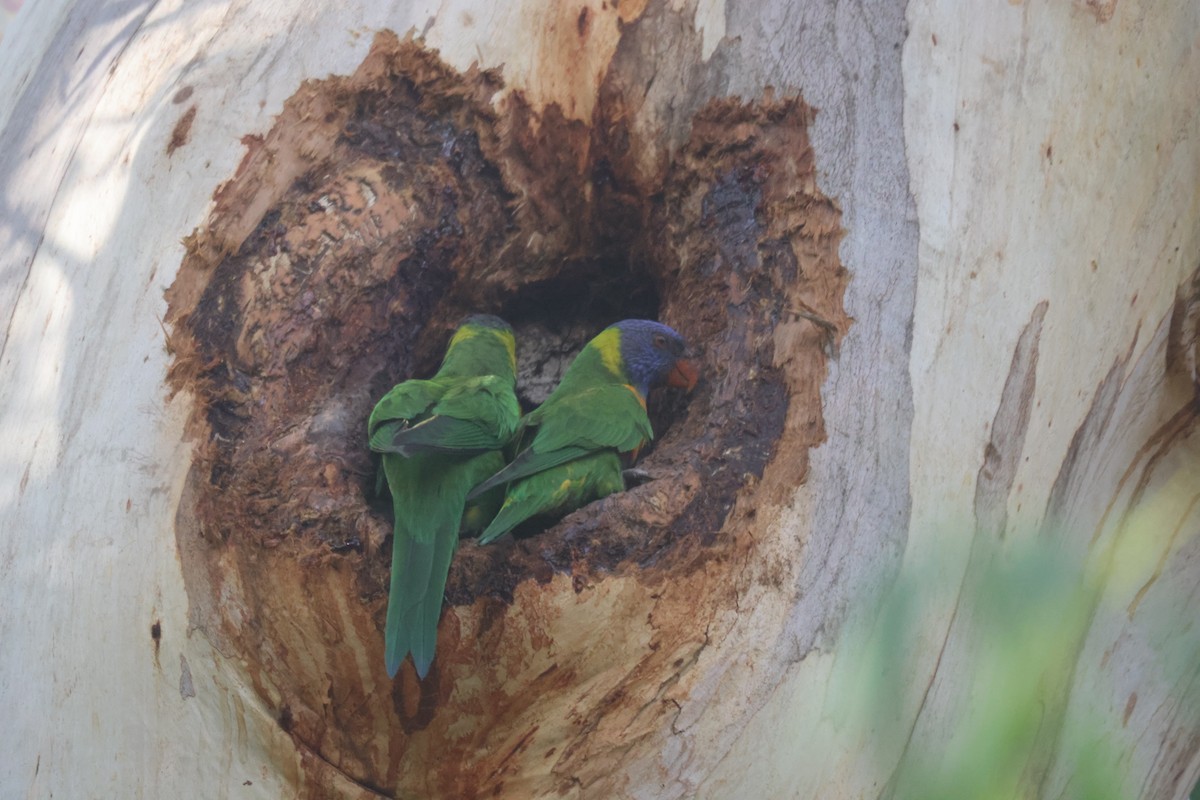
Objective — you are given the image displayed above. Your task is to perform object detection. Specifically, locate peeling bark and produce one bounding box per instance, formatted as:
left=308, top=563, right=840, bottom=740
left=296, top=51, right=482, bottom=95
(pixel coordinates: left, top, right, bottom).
left=974, top=300, right=1047, bottom=539
left=163, top=33, right=846, bottom=795
left=1, top=0, right=1197, bottom=798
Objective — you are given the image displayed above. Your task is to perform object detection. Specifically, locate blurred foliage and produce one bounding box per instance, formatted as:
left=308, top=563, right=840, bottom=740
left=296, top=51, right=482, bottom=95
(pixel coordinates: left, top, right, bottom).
left=832, top=489, right=1200, bottom=800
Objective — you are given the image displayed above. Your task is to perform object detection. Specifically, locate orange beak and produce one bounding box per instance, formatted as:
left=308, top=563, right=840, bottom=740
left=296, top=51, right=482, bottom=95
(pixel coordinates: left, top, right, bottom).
left=667, top=358, right=699, bottom=391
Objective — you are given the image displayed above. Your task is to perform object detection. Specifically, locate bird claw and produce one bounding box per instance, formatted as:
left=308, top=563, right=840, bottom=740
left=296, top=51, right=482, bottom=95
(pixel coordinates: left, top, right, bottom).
left=622, top=467, right=654, bottom=487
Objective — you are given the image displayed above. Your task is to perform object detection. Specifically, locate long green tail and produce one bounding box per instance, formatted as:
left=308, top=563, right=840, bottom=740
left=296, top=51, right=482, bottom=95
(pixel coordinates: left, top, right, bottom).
left=383, top=449, right=504, bottom=678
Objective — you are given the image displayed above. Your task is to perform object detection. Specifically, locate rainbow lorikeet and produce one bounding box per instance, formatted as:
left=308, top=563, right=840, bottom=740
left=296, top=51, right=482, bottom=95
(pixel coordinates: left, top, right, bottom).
left=368, top=315, right=520, bottom=678
left=470, top=319, right=697, bottom=544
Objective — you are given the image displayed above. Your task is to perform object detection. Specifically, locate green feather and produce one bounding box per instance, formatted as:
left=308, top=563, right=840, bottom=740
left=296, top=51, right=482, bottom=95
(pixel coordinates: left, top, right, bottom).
left=368, top=380, right=442, bottom=436
left=477, top=451, right=625, bottom=544
left=471, top=322, right=665, bottom=542
left=372, top=413, right=503, bottom=455
left=468, top=383, right=651, bottom=499
left=383, top=448, right=505, bottom=676
left=523, top=383, right=651, bottom=454
left=369, top=318, right=520, bottom=678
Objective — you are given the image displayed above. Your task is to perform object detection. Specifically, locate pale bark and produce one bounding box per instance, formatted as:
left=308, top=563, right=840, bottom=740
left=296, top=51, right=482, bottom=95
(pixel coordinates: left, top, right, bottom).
left=0, top=0, right=1197, bottom=798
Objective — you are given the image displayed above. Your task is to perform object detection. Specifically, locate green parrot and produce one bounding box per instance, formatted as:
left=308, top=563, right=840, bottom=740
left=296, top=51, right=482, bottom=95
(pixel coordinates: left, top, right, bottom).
left=470, top=319, right=698, bottom=545
left=368, top=314, right=520, bottom=678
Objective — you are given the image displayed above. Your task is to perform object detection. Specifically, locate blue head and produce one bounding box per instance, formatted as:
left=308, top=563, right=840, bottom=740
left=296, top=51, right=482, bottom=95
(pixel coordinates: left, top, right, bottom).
left=607, top=319, right=698, bottom=397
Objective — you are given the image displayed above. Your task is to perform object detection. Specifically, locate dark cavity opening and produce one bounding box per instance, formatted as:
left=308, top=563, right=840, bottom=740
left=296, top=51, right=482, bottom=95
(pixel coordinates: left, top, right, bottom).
left=166, top=32, right=845, bottom=702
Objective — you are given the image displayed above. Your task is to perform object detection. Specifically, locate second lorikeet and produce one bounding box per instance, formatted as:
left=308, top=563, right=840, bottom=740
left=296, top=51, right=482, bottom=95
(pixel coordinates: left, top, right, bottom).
left=368, top=314, right=521, bottom=678
left=470, top=319, right=697, bottom=544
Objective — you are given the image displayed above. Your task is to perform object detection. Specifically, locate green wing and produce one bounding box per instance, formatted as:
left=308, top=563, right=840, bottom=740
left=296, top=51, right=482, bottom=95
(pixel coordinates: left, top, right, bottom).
left=470, top=384, right=650, bottom=499
left=527, top=383, right=650, bottom=451
left=371, top=330, right=521, bottom=678
left=370, top=375, right=521, bottom=455
left=436, top=375, right=523, bottom=436
left=371, top=415, right=498, bottom=454
left=476, top=451, right=625, bottom=544
left=368, top=379, right=442, bottom=438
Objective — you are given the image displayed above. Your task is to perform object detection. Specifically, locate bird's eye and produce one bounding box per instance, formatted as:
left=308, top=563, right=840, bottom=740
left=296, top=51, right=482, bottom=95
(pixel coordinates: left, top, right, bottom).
left=652, top=334, right=667, bottom=349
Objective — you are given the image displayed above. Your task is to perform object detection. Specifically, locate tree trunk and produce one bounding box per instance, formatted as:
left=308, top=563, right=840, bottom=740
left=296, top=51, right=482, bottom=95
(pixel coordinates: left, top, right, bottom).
left=1, top=0, right=1197, bottom=798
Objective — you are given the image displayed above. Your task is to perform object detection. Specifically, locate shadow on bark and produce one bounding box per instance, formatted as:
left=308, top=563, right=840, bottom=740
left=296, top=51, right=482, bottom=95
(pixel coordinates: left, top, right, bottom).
left=165, top=31, right=847, bottom=796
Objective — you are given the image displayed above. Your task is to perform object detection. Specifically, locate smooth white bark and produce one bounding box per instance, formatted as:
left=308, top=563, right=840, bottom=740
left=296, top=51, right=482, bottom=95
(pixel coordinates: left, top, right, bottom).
left=0, top=0, right=1196, bottom=797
